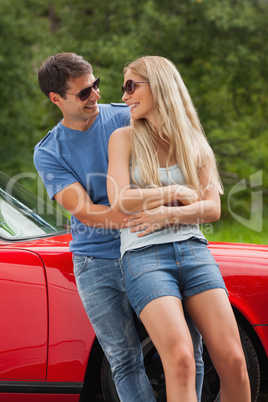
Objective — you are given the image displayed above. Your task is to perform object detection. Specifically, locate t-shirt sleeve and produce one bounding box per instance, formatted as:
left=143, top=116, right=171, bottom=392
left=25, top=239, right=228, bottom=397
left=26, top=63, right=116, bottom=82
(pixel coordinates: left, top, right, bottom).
left=34, top=146, right=78, bottom=200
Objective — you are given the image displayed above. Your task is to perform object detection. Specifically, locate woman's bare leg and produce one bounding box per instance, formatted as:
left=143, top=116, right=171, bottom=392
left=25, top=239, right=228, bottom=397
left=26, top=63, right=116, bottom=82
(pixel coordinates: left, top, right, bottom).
left=140, top=296, right=198, bottom=402
left=186, top=289, right=251, bottom=402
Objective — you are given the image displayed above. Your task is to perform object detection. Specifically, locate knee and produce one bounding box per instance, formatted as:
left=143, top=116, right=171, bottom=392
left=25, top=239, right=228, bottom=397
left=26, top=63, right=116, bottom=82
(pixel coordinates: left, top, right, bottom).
left=166, top=344, right=196, bottom=382
left=221, top=349, right=248, bottom=383
left=231, top=353, right=248, bottom=380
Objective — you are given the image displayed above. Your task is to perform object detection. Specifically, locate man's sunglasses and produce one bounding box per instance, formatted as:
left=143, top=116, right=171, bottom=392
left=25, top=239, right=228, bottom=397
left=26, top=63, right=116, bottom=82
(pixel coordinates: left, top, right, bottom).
left=122, top=80, right=149, bottom=96
left=63, top=77, right=100, bottom=101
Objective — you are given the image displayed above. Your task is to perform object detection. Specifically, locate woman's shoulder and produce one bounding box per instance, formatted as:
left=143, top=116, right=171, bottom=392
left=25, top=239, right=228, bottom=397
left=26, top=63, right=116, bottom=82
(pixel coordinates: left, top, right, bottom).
left=111, top=125, right=132, bottom=138
left=110, top=126, right=132, bottom=147
left=109, top=126, right=132, bottom=152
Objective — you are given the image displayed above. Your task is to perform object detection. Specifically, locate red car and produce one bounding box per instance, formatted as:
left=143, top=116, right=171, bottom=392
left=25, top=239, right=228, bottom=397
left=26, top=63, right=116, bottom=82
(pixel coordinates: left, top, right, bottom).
left=0, top=171, right=267, bottom=402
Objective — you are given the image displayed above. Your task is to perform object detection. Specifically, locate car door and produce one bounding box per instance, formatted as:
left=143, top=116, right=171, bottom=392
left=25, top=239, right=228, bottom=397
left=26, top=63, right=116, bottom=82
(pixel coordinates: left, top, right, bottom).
left=0, top=249, right=47, bottom=380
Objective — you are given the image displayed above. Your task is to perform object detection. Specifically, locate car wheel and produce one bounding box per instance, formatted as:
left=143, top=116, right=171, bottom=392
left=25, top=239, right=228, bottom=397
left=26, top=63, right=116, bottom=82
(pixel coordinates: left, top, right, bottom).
left=101, top=357, right=119, bottom=402
left=101, top=335, right=165, bottom=402
left=101, top=325, right=260, bottom=402
left=239, top=324, right=260, bottom=402
left=201, top=343, right=220, bottom=402
left=201, top=324, right=261, bottom=402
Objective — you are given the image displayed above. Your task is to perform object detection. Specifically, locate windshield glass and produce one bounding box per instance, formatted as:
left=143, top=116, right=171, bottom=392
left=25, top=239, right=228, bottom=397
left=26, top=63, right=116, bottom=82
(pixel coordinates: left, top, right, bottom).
left=0, top=172, right=70, bottom=241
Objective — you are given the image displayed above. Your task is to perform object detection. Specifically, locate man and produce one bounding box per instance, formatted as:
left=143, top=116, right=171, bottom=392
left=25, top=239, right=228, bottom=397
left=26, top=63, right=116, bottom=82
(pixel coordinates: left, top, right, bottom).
left=34, top=52, right=203, bottom=401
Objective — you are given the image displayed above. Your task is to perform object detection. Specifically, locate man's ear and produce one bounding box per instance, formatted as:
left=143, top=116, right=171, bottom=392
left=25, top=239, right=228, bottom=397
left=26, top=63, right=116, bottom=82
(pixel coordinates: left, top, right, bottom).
left=49, top=91, right=62, bottom=106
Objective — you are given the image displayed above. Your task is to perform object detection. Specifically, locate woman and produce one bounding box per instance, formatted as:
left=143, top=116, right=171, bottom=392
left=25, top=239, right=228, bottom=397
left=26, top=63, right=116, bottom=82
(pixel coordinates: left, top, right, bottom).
left=107, top=56, right=250, bottom=402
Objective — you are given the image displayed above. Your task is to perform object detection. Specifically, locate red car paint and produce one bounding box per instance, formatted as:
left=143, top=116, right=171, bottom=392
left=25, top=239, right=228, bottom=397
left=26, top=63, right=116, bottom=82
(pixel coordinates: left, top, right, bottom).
left=0, top=172, right=267, bottom=400
left=0, top=235, right=267, bottom=400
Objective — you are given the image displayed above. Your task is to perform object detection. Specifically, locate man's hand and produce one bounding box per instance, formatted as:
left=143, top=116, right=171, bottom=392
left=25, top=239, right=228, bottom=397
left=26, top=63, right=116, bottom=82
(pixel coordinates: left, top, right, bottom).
left=125, top=205, right=177, bottom=238
left=175, top=185, right=198, bottom=205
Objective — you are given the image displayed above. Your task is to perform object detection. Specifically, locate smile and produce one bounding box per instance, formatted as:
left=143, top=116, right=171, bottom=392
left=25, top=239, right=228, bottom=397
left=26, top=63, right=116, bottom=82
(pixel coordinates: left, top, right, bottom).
left=129, top=103, right=139, bottom=111
left=85, top=103, right=97, bottom=110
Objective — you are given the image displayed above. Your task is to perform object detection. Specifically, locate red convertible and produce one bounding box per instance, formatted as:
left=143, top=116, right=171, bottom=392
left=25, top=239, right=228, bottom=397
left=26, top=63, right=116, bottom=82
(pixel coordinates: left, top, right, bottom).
left=0, top=171, right=267, bottom=402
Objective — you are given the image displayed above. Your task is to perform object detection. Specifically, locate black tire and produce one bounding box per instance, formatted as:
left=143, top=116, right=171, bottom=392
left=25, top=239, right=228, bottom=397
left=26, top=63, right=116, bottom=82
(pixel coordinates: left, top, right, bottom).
left=201, top=343, right=220, bottom=402
left=101, top=336, right=165, bottom=402
left=201, top=324, right=261, bottom=402
left=101, top=356, right=120, bottom=402
left=101, top=324, right=260, bottom=402
left=239, top=325, right=260, bottom=402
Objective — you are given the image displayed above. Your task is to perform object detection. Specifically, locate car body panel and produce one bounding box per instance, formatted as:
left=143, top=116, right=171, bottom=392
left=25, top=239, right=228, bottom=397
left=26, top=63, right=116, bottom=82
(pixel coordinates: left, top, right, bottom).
left=0, top=171, right=267, bottom=399
left=0, top=249, right=47, bottom=380
left=0, top=234, right=95, bottom=385
left=209, top=242, right=268, bottom=325
left=209, top=242, right=268, bottom=357
left=0, top=394, right=80, bottom=401
left=1, top=236, right=267, bottom=384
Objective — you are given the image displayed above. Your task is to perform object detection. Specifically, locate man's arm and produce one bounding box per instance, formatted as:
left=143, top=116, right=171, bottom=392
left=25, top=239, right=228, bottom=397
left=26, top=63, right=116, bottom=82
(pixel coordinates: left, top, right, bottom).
left=54, top=181, right=127, bottom=230
left=125, top=164, right=221, bottom=237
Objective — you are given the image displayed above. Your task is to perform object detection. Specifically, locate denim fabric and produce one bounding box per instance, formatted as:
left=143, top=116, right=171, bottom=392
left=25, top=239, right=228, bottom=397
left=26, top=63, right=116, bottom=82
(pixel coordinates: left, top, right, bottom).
left=73, top=255, right=156, bottom=402
left=122, top=238, right=227, bottom=401
left=122, top=238, right=227, bottom=317
left=184, top=308, right=204, bottom=402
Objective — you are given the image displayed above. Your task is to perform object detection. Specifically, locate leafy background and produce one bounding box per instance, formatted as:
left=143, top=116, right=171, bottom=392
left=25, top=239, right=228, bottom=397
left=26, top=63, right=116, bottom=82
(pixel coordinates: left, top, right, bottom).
left=0, top=0, right=267, bottom=244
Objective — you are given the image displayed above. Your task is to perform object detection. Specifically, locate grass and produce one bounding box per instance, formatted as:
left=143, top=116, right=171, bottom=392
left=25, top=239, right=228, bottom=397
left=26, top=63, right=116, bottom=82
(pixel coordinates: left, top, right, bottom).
left=203, top=215, right=268, bottom=245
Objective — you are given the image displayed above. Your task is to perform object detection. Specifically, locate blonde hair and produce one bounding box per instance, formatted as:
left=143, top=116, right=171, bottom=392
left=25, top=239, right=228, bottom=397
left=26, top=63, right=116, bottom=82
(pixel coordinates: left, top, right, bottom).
left=124, top=56, right=223, bottom=197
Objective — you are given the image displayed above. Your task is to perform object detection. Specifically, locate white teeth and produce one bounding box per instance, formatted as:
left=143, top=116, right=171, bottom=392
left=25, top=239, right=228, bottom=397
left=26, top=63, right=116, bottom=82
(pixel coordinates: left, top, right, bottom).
left=129, top=104, right=138, bottom=110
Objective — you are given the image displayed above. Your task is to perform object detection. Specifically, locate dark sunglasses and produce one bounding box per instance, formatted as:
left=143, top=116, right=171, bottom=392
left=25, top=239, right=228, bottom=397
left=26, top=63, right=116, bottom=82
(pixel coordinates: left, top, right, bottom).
left=122, top=80, right=149, bottom=95
left=63, top=77, right=100, bottom=101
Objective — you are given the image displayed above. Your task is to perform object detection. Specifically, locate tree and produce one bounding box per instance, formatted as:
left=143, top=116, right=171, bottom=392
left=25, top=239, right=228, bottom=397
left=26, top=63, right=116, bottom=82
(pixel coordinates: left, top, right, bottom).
left=0, top=0, right=267, bottom=217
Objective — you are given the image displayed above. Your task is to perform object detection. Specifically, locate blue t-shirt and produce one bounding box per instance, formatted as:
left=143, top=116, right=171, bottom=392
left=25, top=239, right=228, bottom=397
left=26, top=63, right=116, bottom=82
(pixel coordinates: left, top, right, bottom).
left=34, top=103, right=130, bottom=258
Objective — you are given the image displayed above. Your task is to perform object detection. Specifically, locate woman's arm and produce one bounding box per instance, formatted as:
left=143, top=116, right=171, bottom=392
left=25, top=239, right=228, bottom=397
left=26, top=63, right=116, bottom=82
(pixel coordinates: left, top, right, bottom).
left=107, top=128, right=198, bottom=213
left=125, top=163, right=221, bottom=237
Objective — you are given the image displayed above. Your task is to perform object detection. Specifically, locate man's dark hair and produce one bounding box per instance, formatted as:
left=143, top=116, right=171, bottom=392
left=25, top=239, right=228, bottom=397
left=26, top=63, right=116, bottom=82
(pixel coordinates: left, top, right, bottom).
left=38, top=52, right=93, bottom=98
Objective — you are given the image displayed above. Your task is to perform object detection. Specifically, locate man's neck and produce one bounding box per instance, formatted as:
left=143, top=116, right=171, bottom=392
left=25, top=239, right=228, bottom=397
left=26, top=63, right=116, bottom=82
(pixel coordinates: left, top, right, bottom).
left=61, top=116, right=97, bottom=131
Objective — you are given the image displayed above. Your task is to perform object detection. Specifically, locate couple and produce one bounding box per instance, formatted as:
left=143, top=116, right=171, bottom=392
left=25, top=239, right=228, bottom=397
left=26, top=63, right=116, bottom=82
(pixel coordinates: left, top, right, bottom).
left=34, top=52, right=250, bottom=401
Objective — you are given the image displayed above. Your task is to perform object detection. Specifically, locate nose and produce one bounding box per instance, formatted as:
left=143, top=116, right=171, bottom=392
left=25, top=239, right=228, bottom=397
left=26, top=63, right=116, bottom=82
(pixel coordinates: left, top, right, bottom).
left=122, top=91, right=128, bottom=102
left=91, top=87, right=101, bottom=100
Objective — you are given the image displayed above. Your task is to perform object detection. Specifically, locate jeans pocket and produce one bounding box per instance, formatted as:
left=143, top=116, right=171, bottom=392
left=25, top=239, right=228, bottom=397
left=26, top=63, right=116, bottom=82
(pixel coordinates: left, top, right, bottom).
left=123, top=245, right=159, bottom=278
left=188, top=238, right=216, bottom=264
left=73, top=255, right=89, bottom=277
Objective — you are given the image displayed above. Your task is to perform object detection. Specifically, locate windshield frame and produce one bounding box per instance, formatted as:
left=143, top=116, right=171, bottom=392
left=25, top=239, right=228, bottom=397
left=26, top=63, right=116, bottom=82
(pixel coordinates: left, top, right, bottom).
left=0, top=172, right=70, bottom=242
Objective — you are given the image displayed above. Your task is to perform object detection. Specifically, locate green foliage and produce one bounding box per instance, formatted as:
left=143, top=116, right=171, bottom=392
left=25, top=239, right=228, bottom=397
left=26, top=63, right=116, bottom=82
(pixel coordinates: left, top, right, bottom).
left=206, top=215, right=268, bottom=245
left=0, top=0, right=267, bottom=238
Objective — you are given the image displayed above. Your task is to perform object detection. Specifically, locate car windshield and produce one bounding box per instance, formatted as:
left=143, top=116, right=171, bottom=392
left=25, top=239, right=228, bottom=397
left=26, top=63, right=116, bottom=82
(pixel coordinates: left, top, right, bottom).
left=0, top=172, right=70, bottom=241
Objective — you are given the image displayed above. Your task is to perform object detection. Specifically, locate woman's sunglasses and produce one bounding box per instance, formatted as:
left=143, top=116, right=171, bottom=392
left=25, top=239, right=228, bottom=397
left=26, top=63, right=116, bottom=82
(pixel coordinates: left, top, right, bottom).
left=63, top=77, right=100, bottom=101
left=122, top=80, right=149, bottom=96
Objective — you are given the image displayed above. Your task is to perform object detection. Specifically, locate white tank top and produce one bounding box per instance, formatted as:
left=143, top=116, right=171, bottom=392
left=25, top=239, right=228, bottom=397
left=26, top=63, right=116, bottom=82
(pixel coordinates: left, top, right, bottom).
left=120, top=164, right=205, bottom=256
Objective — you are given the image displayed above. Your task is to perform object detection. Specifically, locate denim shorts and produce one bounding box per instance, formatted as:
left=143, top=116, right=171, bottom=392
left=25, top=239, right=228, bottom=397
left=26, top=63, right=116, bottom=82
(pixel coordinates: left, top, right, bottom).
left=122, top=238, right=227, bottom=318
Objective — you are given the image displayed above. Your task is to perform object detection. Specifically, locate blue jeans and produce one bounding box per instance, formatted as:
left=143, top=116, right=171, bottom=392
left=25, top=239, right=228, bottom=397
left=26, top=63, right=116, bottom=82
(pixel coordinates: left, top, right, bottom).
left=184, top=308, right=204, bottom=402
left=73, top=255, right=204, bottom=401
left=73, top=255, right=156, bottom=402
